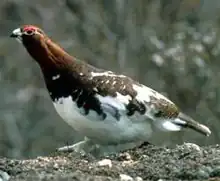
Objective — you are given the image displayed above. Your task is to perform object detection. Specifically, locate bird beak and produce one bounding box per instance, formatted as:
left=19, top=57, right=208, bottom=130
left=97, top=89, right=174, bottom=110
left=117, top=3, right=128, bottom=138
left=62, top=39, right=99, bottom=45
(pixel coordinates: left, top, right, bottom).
left=10, top=28, right=23, bottom=43
left=10, top=28, right=22, bottom=38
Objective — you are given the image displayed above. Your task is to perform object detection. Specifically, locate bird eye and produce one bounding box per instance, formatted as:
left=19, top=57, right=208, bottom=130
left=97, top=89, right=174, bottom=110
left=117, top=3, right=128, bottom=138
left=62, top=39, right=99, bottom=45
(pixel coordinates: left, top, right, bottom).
left=24, top=30, right=35, bottom=36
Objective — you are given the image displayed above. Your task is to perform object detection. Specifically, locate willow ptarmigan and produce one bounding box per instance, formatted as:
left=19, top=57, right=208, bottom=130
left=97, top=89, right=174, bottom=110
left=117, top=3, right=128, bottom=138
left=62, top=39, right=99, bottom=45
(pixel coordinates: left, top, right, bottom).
left=10, top=25, right=211, bottom=153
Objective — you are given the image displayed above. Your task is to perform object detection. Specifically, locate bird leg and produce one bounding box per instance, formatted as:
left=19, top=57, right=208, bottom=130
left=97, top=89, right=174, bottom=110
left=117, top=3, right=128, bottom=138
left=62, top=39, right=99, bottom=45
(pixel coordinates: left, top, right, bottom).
left=56, top=137, right=95, bottom=153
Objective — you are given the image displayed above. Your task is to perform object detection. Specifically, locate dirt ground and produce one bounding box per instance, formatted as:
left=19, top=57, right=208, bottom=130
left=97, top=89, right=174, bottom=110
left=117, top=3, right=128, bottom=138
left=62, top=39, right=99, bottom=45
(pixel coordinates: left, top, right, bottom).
left=1, top=143, right=220, bottom=181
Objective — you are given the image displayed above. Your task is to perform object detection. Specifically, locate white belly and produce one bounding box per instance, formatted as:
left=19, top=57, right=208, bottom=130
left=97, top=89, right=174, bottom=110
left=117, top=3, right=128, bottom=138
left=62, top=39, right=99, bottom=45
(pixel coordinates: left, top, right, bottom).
left=53, top=96, right=152, bottom=144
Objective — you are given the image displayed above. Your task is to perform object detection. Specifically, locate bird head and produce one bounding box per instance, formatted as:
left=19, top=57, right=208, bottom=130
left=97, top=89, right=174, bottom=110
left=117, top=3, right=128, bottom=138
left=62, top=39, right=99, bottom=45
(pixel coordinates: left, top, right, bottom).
left=10, top=25, right=73, bottom=70
left=10, top=25, right=45, bottom=44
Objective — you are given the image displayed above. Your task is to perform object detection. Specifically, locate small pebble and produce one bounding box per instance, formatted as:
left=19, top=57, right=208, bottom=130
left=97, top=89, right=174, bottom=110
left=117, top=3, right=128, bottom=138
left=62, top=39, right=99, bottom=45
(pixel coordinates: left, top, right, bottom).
left=0, top=170, right=10, bottom=181
left=183, top=143, right=201, bottom=151
left=120, top=174, right=133, bottom=181
left=135, top=176, right=143, bottom=181
left=98, top=159, right=112, bottom=168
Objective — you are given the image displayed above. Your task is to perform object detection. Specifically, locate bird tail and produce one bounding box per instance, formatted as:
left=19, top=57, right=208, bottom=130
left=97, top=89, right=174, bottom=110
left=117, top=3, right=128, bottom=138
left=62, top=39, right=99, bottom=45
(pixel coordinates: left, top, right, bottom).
left=171, top=112, right=211, bottom=136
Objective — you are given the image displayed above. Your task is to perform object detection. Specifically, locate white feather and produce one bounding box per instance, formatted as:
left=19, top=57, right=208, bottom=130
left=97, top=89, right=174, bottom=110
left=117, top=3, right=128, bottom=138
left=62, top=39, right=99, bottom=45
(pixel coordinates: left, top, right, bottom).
left=132, top=84, right=184, bottom=132
left=53, top=95, right=152, bottom=144
left=95, top=93, right=128, bottom=111
left=173, top=118, right=187, bottom=125
left=161, top=121, right=181, bottom=131
left=133, top=84, right=173, bottom=104
left=132, top=84, right=151, bottom=102
left=52, top=74, right=60, bottom=80
left=91, top=71, right=126, bottom=78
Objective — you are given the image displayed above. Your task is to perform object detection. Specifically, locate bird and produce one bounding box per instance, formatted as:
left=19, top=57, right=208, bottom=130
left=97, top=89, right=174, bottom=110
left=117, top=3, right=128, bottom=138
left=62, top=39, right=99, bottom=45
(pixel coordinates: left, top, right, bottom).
left=10, top=25, right=211, bottom=153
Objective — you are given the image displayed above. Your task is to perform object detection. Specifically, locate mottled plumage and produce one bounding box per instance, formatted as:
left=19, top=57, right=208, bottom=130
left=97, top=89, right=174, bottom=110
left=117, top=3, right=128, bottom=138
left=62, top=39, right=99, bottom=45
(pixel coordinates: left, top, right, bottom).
left=10, top=25, right=211, bottom=153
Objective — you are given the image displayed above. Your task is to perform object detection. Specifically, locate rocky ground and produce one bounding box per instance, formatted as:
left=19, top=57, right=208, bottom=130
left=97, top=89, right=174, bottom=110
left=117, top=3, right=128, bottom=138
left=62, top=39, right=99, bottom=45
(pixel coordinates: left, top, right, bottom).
left=0, top=143, right=220, bottom=181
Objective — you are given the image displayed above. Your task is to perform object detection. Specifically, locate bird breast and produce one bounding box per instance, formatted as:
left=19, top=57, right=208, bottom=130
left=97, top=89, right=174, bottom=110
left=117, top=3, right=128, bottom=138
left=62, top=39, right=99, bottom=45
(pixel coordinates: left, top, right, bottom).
left=52, top=95, right=152, bottom=144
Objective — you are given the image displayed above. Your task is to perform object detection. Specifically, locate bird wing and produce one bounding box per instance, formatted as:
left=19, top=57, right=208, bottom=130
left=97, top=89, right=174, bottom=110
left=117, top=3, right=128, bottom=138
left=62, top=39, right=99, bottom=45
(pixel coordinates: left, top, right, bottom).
left=88, top=70, right=179, bottom=122
left=86, top=70, right=211, bottom=136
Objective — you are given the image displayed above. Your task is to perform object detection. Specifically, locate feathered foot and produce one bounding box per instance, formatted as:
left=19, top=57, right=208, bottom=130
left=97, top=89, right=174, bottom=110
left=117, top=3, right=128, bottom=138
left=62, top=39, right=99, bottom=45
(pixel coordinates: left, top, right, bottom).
left=56, top=137, right=94, bottom=153
left=93, top=141, right=144, bottom=156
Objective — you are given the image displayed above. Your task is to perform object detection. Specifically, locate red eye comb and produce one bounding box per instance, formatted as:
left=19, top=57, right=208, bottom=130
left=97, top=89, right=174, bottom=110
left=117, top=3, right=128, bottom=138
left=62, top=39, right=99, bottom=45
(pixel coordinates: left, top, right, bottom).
left=23, top=25, right=37, bottom=32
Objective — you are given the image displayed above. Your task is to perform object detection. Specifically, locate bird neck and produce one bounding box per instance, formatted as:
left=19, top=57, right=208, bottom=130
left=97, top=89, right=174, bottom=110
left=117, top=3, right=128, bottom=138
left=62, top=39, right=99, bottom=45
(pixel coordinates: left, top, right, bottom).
left=24, top=37, right=77, bottom=73
left=23, top=36, right=97, bottom=88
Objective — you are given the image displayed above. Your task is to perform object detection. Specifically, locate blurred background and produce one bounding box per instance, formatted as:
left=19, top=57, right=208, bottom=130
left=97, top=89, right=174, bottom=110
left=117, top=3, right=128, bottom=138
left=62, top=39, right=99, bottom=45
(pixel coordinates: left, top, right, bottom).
left=0, top=0, right=220, bottom=159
